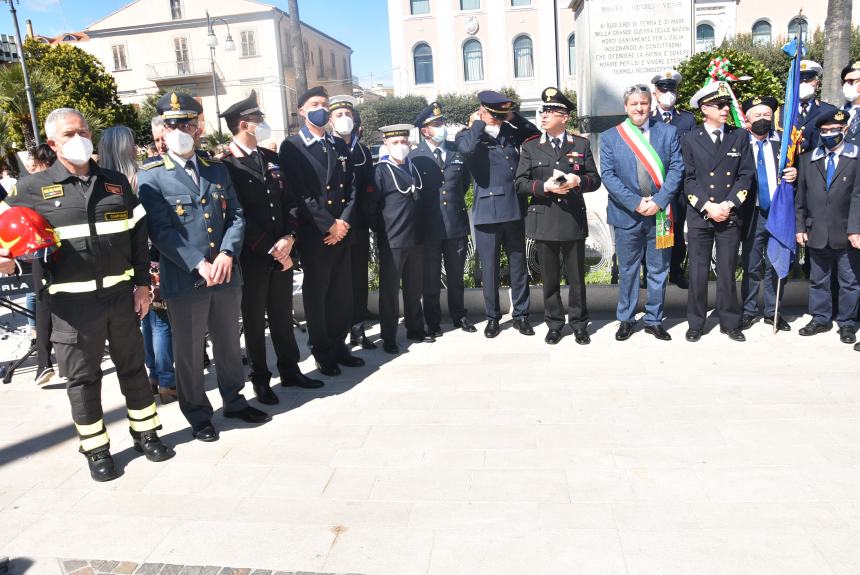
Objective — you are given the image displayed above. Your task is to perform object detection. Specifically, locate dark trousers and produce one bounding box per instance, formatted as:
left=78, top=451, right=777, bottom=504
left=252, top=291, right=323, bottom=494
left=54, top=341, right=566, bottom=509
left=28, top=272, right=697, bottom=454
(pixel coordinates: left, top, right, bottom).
left=474, top=220, right=530, bottom=320
left=240, top=253, right=301, bottom=386
left=168, top=287, right=248, bottom=431
left=379, top=243, right=424, bottom=343
left=299, top=236, right=352, bottom=364
left=808, top=246, right=860, bottom=328
left=741, top=209, right=781, bottom=317
left=687, top=223, right=742, bottom=330
left=350, top=225, right=372, bottom=327
left=536, top=239, right=589, bottom=330
left=50, top=290, right=156, bottom=451
left=423, top=236, right=468, bottom=328
left=670, top=198, right=687, bottom=276
left=31, top=259, right=54, bottom=372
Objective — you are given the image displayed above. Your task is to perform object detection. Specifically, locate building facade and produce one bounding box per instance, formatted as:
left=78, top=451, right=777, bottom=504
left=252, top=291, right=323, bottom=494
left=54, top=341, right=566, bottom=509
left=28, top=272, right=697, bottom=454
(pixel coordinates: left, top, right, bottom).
left=79, top=0, right=352, bottom=142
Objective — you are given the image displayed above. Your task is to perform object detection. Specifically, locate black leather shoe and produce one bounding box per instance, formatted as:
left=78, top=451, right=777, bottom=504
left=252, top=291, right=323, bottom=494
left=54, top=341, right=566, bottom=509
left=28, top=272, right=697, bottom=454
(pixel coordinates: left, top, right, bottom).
left=670, top=273, right=689, bottom=289
left=131, top=430, right=175, bottom=462
left=615, top=322, right=634, bottom=341
left=573, top=328, right=591, bottom=345
left=839, top=326, right=857, bottom=344
left=359, top=336, right=377, bottom=350
left=383, top=340, right=400, bottom=354
left=428, top=326, right=444, bottom=338
left=315, top=360, right=341, bottom=377
left=545, top=329, right=562, bottom=345
left=350, top=326, right=377, bottom=350
left=223, top=405, right=270, bottom=424
left=253, top=383, right=280, bottom=405
left=685, top=328, right=702, bottom=342
left=763, top=316, right=791, bottom=331
left=799, top=320, right=831, bottom=337
left=644, top=324, right=672, bottom=341
left=407, top=332, right=436, bottom=343
left=512, top=319, right=535, bottom=335
left=455, top=317, right=477, bottom=333
left=739, top=314, right=758, bottom=330
left=192, top=423, right=218, bottom=442
left=85, top=447, right=120, bottom=482
left=720, top=327, right=746, bottom=342
left=282, top=372, right=324, bottom=389
left=484, top=320, right=501, bottom=338
left=855, top=342, right=860, bottom=352
left=337, top=354, right=365, bottom=367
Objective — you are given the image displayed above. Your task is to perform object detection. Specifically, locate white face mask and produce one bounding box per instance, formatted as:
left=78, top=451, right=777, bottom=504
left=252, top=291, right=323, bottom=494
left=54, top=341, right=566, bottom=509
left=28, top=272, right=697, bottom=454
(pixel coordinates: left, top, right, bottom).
left=844, top=82, right=859, bottom=102
left=430, top=126, right=447, bottom=144
left=333, top=116, right=354, bottom=137
left=60, top=134, right=93, bottom=166
left=657, top=92, right=677, bottom=109
left=484, top=125, right=501, bottom=138
left=165, top=129, right=195, bottom=155
left=798, top=82, right=816, bottom=101
left=388, top=143, right=410, bottom=162
left=250, top=121, right=271, bottom=142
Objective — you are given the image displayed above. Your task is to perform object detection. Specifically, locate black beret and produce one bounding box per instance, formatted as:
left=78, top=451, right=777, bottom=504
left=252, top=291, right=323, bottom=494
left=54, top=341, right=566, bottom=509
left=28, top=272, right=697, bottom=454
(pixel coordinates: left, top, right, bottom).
left=298, top=86, right=328, bottom=109
left=741, top=96, right=779, bottom=114
left=220, top=90, right=262, bottom=121
left=414, top=101, right=445, bottom=127
left=815, top=108, right=850, bottom=128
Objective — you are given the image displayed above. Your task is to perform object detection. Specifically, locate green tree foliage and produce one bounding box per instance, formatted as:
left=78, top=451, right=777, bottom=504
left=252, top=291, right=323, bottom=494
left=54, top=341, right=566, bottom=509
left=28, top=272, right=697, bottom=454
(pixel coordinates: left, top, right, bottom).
left=23, top=38, right=137, bottom=145
left=676, top=48, right=783, bottom=126
left=357, top=95, right=427, bottom=144
left=0, top=63, right=59, bottom=148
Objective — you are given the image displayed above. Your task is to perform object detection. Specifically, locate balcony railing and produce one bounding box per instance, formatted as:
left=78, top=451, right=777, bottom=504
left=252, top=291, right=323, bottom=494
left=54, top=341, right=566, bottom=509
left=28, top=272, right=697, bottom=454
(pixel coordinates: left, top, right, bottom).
left=146, top=58, right=213, bottom=82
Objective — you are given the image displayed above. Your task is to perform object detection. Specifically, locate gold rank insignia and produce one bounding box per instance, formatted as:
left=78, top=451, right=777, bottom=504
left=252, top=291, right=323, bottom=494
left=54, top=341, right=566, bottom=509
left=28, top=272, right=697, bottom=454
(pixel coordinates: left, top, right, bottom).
left=737, top=190, right=749, bottom=202
left=665, top=71, right=673, bottom=78
left=41, top=185, right=64, bottom=199
left=852, top=61, right=860, bottom=71
left=835, top=110, right=847, bottom=122
left=104, top=183, right=122, bottom=195
left=800, top=62, right=808, bottom=71
left=717, top=83, right=730, bottom=98
left=752, top=97, right=762, bottom=105
left=545, top=87, right=558, bottom=98
left=175, top=205, right=186, bottom=216
left=170, top=92, right=181, bottom=110
left=433, top=104, right=442, bottom=116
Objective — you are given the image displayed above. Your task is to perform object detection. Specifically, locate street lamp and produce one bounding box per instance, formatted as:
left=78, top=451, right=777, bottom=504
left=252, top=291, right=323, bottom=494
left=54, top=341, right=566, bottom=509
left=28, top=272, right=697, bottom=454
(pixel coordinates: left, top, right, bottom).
left=3, top=0, right=40, bottom=146
left=206, top=10, right=235, bottom=138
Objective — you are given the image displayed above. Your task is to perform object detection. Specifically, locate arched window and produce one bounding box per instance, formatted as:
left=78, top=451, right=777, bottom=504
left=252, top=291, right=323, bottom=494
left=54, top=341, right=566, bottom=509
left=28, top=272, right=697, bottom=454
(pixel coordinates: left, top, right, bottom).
left=696, top=23, right=715, bottom=52
left=788, top=17, right=808, bottom=43
left=513, top=35, right=533, bottom=78
left=568, top=34, right=576, bottom=76
left=413, top=42, right=434, bottom=85
left=463, top=39, right=483, bottom=82
left=752, top=20, right=771, bottom=45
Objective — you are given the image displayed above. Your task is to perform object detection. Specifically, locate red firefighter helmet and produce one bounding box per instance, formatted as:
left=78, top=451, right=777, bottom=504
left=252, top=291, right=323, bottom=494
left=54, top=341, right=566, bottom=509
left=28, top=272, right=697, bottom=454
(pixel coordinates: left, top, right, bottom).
left=0, top=206, right=60, bottom=260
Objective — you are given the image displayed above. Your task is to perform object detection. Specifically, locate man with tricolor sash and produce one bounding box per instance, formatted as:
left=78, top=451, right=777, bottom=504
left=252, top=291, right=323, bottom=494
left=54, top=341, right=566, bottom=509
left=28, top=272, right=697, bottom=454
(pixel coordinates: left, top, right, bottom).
left=599, top=84, right=684, bottom=342
left=683, top=81, right=755, bottom=343
left=0, top=107, right=174, bottom=481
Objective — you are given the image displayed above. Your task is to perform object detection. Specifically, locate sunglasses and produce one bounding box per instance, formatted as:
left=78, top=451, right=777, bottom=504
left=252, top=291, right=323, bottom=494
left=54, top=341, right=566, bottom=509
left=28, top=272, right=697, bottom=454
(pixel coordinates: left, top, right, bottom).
left=705, top=101, right=731, bottom=110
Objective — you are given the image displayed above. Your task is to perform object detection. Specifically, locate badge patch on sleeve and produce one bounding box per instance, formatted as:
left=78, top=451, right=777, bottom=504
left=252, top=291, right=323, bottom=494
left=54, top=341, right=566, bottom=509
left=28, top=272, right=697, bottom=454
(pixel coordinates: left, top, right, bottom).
left=105, top=183, right=123, bottom=195
left=41, top=185, right=64, bottom=199
left=105, top=210, right=129, bottom=221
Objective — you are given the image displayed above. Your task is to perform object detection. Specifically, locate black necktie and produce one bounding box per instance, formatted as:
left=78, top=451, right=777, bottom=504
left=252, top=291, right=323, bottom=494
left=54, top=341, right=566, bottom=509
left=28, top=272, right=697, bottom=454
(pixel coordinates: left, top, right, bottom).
left=800, top=103, right=809, bottom=119
left=712, top=130, right=722, bottom=149
left=434, top=147, right=444, bottom=169
left=185, top=160, right=199, bottom=186
left=552, top=137, right=561, bottom=153
left=663, top=112, right=672, bottom=124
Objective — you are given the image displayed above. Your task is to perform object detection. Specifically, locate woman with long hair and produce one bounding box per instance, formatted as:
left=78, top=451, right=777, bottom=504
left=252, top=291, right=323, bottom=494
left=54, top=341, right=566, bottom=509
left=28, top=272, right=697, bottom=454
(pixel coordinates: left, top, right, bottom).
left=98, top=125, right=177, bottom=404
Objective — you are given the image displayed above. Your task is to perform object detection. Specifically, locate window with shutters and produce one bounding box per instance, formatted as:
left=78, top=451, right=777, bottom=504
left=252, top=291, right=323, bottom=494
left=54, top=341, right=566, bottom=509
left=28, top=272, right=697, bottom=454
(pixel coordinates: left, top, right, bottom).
left=169, top=0, right=182, bottom=20
left=111, top=44, right=129, bottom=71
left=240, top=30, right=257, bottom=57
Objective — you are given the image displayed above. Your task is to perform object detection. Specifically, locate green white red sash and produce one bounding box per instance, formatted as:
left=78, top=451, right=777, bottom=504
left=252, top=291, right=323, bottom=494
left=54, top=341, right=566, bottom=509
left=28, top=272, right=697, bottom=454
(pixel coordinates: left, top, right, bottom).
left=615, top=119, right=674, bottom=249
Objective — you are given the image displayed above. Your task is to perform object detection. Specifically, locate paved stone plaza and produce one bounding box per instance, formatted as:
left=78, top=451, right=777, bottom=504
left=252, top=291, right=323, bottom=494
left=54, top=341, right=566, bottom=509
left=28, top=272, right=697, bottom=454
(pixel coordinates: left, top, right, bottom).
left=0, top=294, right=859, bottom=575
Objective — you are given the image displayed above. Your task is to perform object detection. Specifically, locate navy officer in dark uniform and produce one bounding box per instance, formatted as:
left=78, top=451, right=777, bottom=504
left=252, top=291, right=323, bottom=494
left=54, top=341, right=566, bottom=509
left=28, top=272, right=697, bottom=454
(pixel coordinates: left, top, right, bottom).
left=682, top=82, right=755, bottom=343
left=139, top=92, right=269, bottom=443
left=796, top=109, right=860, bottom=344
left=456, top=90, right=540, bottom=338
left=409, top=102, right=476, bottom=337
left=279, top=86, right=364, bottom=376
left=372, top=124, right=432, bottom=354
left=651, top=69, right=696, bottom=288
left=219, top=91, right=323, bottom=405
left=516, top=87, right=601, bottom=345
left=794, top=60, right=837, bottom=154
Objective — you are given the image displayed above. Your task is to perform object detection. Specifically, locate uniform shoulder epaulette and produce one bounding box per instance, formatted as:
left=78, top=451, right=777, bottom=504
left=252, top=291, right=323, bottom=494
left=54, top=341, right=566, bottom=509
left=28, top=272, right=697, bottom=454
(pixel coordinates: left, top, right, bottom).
left=523, top=134, right=540, bottom=144
left=199, top=151, right=221, bottom=163
left=140, top=160, right=164, bottom=170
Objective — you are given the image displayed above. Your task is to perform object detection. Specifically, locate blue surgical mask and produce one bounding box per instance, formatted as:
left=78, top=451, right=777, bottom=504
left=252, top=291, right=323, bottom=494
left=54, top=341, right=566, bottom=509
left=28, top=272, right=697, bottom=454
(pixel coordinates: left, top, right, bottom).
left=306, top=107, right=331, bottom=128
left=821, top=131, right=845, bottom=150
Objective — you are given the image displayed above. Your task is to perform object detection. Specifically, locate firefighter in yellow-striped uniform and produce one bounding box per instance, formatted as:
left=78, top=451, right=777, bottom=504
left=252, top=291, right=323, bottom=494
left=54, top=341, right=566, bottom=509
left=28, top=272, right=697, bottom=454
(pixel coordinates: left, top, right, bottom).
left=0, top=108, right=173, bottom=481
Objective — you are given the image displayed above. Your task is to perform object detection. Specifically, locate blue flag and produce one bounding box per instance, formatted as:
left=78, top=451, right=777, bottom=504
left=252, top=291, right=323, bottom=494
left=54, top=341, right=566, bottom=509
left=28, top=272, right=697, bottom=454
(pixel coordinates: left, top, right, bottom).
left=766, top=37, right=803, bottom=278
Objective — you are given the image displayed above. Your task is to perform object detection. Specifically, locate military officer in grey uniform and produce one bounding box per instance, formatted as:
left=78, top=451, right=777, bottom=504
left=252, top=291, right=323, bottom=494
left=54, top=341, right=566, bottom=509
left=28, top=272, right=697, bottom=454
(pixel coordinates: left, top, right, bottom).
left=139, top=92, right=269, bottom=443
left=682, top=82, right=755, bottom=343
left=409, top=102, right=476, bottom=337
left=516, top=88, right=602, bottom=345
left=456, top=91, right=540, bottom=338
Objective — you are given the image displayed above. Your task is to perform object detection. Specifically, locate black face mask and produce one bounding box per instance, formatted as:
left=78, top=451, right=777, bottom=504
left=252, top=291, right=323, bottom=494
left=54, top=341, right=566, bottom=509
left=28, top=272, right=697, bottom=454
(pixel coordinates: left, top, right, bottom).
left=821, top=132, right=845, bottom=150
left=750, top=119, right=772, bottom=136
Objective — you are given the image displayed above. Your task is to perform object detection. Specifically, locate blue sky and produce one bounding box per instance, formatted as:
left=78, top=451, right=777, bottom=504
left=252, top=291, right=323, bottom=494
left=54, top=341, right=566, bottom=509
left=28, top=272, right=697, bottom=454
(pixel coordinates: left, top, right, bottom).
left=8, top=0, right=393, bottom=86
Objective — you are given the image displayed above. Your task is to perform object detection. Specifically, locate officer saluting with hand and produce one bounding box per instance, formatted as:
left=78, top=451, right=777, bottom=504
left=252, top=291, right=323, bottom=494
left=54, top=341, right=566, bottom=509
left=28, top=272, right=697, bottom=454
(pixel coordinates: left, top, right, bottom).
left=139, top=92, right=269, bottom=443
